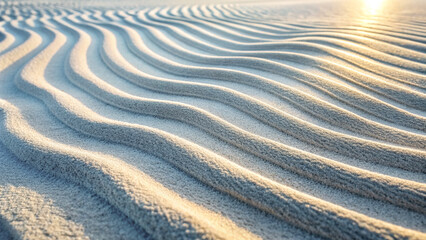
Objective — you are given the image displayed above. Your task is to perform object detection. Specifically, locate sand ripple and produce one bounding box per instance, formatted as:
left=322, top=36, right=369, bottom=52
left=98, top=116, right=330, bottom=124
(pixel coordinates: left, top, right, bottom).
left=0, top=1, right=425, bottom=239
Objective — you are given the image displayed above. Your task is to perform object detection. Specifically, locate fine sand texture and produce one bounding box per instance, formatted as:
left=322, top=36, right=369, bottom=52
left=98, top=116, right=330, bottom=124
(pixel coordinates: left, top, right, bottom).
left=0, top=0, right=425, bottom=239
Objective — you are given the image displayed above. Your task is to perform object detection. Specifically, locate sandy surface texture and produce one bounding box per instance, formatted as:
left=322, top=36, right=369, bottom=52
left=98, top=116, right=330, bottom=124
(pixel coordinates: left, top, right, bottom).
left=0, top=0, right=425, bottom=239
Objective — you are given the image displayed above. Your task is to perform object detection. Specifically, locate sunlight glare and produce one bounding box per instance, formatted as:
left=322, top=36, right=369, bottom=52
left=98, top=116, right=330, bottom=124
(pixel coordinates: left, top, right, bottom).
left=364, top=0, right=385, bottom=16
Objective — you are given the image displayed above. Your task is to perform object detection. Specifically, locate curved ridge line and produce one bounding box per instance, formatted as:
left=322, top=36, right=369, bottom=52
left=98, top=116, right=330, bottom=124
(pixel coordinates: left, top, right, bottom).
left=0, top=26, right=15, bottom=54
left=0, top=22, right=42, bottom=73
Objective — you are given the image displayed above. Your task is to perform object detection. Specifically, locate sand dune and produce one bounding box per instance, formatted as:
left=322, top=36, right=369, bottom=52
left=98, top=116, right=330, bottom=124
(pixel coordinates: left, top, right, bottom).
left=0, top=0, right=425, bottom=239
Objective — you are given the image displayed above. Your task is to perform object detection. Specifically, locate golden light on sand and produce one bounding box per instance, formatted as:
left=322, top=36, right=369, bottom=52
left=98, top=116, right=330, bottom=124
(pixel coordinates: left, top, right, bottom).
left=359, top=0, right=387, bottom=26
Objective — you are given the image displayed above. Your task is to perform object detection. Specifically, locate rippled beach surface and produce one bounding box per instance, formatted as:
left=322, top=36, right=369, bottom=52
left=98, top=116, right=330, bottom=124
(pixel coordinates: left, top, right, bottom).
left=0, top=0, right=425, bottom=239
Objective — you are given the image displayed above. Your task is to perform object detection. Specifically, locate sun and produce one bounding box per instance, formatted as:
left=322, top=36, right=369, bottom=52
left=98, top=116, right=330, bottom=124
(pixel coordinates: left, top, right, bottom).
left=364, top=0, right=385, bottom=16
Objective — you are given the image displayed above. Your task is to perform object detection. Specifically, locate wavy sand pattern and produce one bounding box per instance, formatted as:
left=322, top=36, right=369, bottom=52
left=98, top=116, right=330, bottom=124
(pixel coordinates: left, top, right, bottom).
left=0, top=0, right=425, bottom=239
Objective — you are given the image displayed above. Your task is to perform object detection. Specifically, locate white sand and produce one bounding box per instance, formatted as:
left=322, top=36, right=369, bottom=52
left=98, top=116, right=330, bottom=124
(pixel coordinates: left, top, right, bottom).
left=0, top=0, right=425, bottom=239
